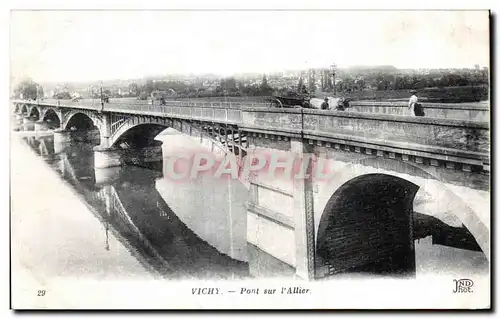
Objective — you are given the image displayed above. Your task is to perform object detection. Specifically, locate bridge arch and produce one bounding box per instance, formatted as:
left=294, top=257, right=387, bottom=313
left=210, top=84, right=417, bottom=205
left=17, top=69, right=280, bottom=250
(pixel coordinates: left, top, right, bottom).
left=314, top=156, right=489, bottom=265
left=62, top=111, right=102, bottom=131
left=41, top=108, right=61, bottom=127
left=20, top=104, right=28, bottom=115
left=28, top=106, right=40, bottom=119
left=112, top=122, right=168, bottom=148
left=109, top=117, right=246, bottom=155
left=317, top=173, right=419, bottom=276
left=64, top=112, right=96, bottom=131
left=108, top=118, right=250, bottom=188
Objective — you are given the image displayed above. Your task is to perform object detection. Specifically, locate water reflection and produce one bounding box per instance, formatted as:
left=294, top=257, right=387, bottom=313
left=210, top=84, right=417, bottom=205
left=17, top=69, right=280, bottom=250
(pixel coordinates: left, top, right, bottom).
left=20, top=127, right=250, bottom=280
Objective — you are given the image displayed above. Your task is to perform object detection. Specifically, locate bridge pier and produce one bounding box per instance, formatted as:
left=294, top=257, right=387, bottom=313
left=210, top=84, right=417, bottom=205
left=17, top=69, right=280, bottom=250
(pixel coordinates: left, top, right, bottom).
left=93, top=142, right=163, bottom=169
left=94, top=167, right=122, bottom=186
left=34, top=120, right=48, bottom=131
left=246, top=136, right=316, bottom=280
left=70, top=129, right=101, bottom=144
left=53, top=129, right=71, bottom=154
left=22, top=116, right=35, bottom=125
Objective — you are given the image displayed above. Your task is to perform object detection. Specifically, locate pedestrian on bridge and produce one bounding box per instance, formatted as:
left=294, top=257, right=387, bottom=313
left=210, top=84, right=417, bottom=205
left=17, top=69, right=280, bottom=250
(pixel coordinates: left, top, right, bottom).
left=408, top=90, right=425, bottom=117
left=321, top=97, right=329, bottom=110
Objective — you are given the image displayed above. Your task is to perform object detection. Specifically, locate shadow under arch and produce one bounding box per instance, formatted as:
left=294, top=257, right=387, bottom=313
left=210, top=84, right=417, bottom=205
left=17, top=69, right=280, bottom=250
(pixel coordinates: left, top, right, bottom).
left=316, top=173, right=419, bottom=277
left=314, top=155, right=490, bottom=260
left=42, top=108, right=61, bottom=128
left=111, top=123, right=168, bottom=148
left=28, top=106, right=40, bottom=119
left=63, top=112, right=97, bottom=131
left=63, top=112, right=101, bottom=145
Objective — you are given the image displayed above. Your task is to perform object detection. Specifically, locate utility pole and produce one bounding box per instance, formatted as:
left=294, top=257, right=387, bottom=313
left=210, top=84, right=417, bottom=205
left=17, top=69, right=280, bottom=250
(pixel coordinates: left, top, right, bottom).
left=330, top=64, right=337, bottom=96
left=100, top=81, right=104, bottom=111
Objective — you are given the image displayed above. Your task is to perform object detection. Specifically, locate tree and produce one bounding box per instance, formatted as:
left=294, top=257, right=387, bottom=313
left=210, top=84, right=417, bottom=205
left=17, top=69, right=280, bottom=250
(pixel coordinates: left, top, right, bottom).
left=53, top=91, right=71, bottom=99
left=14, top=79, right=40, bottom=100
left=37, top=85, right=44, bottom=99
left=259, top=74, right=273, bottom=96
left=297, top=77, right=308, bottom=94
left=262, top=74, right=268, bottom=87
left=128, top=83, right=139, bottom=96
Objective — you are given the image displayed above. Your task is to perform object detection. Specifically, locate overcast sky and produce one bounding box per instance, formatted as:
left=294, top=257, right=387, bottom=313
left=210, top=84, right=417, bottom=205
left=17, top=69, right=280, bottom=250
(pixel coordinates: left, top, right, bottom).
left=10, top=10, right=490, bottom=83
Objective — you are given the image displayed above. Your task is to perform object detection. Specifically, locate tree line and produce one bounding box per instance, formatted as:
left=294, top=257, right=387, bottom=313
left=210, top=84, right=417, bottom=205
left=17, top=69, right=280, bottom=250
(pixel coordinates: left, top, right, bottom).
left=127, top=76, right=274, bottom=100
left=13, top=67, right=489, bottom=101
left=334, top=68, right=489, bottom=93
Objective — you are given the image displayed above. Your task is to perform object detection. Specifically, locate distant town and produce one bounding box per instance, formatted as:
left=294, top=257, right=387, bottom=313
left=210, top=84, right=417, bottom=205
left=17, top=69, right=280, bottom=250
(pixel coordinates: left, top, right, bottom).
left=13, top=65, right=489, bottom=103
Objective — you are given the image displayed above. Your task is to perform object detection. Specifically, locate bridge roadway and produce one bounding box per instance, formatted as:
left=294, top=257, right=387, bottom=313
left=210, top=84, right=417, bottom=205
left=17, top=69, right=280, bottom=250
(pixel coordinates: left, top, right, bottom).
left=13, top=98, right=490, bottom=280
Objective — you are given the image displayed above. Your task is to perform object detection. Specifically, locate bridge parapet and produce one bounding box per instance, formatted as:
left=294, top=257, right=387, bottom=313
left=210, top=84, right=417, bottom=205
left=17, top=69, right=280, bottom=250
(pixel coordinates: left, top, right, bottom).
left=13, top=99, right=490, bottom=170
left=13, top=98, right=268, bottom=109
left=350, top=101, right=489, bottom=121
left=352, top=101, right=489, bottom=110
left=103, top=103, right=243, bottom=124
left=240, top=107, right=490, bottom=170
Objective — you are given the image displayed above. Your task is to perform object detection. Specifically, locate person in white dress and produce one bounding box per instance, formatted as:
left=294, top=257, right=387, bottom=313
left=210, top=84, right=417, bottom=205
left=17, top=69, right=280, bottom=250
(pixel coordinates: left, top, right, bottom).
left=408, top=90, right=418, bottom=116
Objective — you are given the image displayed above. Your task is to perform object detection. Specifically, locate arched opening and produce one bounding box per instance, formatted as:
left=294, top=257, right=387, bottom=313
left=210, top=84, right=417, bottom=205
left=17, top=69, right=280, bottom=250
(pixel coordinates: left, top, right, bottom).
left=28, top=107, right=40, bottom=120
left=21, top=105, right=28, bottom=115
left=316, top=173, right=419, bottom=278
left=110, top=123, right=168, bottom=170
left=113, top=123, right=168, bottom=149
left=65, top=113, right=101, bottom=145
left=42, top=109, right=61, bottom=129
left=65, top=113, right=95, bottom=131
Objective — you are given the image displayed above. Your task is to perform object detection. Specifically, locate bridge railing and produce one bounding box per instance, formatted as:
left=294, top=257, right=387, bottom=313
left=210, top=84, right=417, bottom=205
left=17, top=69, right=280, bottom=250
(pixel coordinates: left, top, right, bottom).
left=104, top=103, right=244, bottom=124
left=13, top=98, right=269, bottom=109
left=348, top=101, right=489, bottom=121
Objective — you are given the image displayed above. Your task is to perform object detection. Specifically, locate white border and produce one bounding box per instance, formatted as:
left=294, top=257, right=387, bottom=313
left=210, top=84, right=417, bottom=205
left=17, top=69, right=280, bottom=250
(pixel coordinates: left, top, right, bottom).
left=2, top=0, right=498, bottom=316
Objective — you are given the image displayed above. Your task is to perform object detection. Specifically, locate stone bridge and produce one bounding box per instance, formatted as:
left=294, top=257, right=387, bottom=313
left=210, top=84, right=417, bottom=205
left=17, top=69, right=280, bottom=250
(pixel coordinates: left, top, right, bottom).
left=13, top=98, right=490, bottom=280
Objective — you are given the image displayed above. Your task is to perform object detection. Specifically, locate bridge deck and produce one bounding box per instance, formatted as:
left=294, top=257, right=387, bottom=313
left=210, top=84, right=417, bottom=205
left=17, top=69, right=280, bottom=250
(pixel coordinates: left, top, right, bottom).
left=14, top=98, right=490, bottom=168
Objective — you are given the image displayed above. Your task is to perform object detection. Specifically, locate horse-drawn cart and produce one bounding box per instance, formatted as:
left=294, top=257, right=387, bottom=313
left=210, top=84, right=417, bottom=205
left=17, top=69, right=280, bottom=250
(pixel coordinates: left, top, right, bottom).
left=267, top=93, right=311, bottom=108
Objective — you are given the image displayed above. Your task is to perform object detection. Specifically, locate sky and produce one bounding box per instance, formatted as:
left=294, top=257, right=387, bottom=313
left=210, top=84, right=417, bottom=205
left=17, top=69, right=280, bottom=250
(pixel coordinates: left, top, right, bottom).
left=10, top=10, right=490, bottom=84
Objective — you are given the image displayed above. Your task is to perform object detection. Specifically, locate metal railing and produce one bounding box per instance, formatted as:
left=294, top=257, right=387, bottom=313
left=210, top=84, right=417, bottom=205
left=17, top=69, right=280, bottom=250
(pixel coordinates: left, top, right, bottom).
left=15, top=98, right=269, bottom=110
left=12, top=98, right=270, bottom=125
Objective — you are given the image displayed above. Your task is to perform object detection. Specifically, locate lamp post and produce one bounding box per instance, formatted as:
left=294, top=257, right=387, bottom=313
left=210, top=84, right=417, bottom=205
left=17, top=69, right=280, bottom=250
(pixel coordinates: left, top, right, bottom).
left=105, top=219, right=110, bottom=252
left=89, top=85, right=95, bottom=104
left=100, top=81, right=104, bottom=111
left=330, top=64, right=337, bottom=95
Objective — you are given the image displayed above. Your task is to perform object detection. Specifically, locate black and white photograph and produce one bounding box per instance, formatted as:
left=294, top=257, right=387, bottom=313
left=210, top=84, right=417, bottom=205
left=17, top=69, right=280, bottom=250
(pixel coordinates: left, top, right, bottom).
left=8, top=7, right=491, bottom=310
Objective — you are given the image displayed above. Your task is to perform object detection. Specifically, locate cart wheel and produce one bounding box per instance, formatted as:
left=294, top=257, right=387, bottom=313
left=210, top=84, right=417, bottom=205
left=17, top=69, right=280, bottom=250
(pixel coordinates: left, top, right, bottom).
left=268, top=98, right=283, bottom=108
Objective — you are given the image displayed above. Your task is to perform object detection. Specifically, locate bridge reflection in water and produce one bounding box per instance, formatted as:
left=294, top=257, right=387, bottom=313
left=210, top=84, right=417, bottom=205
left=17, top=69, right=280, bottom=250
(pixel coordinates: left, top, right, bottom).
left=20, top=127, right=251, bottom=280
left=15, top=115, right=489, bottom=280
